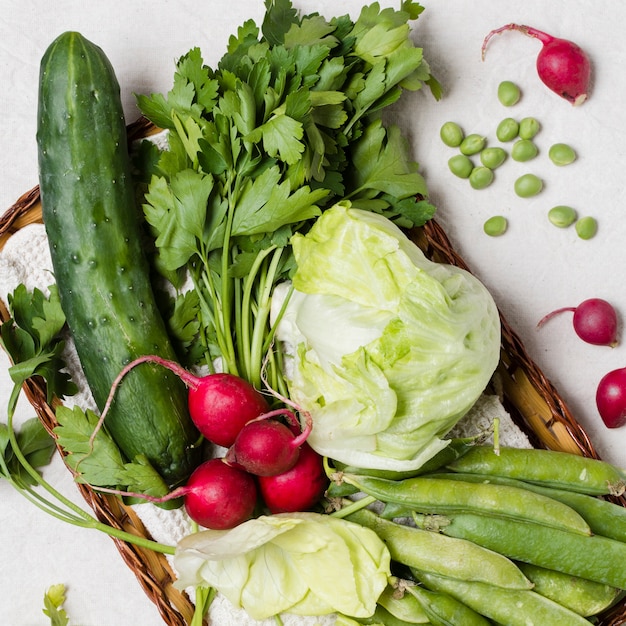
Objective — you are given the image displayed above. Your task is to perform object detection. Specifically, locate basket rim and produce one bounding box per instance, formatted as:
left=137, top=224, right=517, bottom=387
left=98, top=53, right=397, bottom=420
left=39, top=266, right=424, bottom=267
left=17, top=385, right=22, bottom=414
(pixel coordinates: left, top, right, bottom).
left=1, top=115, right=624, bottom=626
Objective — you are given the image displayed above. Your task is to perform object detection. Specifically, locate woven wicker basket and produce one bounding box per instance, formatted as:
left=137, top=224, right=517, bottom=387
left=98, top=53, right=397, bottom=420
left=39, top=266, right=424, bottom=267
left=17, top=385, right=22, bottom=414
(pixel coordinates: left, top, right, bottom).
left=2, top=117, right=625, bottom=626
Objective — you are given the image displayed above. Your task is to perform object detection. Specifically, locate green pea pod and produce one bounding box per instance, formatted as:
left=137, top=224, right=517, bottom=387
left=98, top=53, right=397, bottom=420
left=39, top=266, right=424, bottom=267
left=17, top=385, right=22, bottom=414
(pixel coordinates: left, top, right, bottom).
left=518, top=562, right=621, bottom=617
left=404, top=584, right=491, bottom=626
left=380, top=501, right=416, bottom=520
left=432, top=511, right=626, bottom=589
left=326, top=480, right=360, bottom=498
left=430, top=470, right=626, bottom=543
left=345, top=508, right=532, bottom=590
left=412, top=569, right=592, bottom=626
left=446, top=445, right=626, bottom=496
left=341, top=474, right=590, bottom=535
left=377, top=585, right=430, bottom=623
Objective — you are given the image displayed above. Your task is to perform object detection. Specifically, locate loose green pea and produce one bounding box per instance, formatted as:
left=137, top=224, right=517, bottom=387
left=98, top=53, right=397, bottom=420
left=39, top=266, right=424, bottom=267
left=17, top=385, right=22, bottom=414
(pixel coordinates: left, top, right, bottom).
left=480, top=147, right=507, bottom=169
left=497, top=80, right=521, bottom=106
left=511, top=139, right=538, bottom=162
left=518, top=117, right=541, bottom=139
left=496, top=117, right=519, bottom=142
left=440, top=121, right=464, bottom=147
left=549, top=143, right=577, bottom=166
left=483, top=215, right=508, bottom=237
left=575, top=216, right=598, bottom=240
left=448, top=154, right=474, bottom=179
left=548, top=205, right=577, bottom=228
left=514, top=173, right=543, bottom=198
left=459, top=133, right=486, bottom=155
left=469, top=166, right=494, bottom=190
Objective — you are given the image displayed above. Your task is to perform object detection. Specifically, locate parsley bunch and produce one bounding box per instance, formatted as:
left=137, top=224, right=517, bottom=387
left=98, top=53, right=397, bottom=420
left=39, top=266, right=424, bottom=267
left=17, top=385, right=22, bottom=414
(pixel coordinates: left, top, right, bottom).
left=136, top=0, right=440, bottom=390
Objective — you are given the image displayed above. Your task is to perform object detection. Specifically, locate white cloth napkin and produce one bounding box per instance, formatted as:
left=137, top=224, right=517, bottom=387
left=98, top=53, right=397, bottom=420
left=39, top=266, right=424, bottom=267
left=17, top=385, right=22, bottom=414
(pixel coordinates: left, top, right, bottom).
left=0, top=222, right=531, bottom=625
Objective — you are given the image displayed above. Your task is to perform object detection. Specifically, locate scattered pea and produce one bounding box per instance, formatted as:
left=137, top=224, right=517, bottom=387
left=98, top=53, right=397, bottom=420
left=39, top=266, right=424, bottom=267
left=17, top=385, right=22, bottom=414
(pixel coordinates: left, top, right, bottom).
left=496, top=118, right=519, bottom=142
left=511, top=139, right=539, bottom=162
left=497, top=80, right=521, bottom=106
left=459, top=133, right=486, bottom=156
left=548, top=205, right=578, bottom=228
left=549, top=143, right=577, bottom=166
left=448, top=154, right=474, bottom=179
left=514, top=173, right=543, bottom=198
left=440, top=121, right=464, bottom=147
left=575, top=216, right=598, bottom=240
left=480, top=147, right=507, bottom=169
left=469, top=166, right=494, bottom=190
left=518, top=117, right=541, bottom=140
left=483, top=215, right=508, bottom=237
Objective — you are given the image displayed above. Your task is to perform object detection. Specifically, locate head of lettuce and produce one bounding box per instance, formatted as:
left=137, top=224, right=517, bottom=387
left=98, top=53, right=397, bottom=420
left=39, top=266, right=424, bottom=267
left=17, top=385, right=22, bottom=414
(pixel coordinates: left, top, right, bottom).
left=272, top=203, right=501, bottom=472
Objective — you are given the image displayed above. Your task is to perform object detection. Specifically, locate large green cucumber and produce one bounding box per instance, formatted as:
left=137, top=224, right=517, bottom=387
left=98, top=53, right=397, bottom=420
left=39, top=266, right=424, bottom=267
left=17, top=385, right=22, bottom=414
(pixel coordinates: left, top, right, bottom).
left=37, top=31, right=200, bottom=487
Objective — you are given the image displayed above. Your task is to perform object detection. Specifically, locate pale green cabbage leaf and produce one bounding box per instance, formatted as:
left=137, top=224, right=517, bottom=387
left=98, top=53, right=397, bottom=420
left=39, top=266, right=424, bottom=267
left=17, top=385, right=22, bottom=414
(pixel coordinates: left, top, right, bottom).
left=273, top=203, right=501, bottom=471
left=173, top=512, right=391, bottom=620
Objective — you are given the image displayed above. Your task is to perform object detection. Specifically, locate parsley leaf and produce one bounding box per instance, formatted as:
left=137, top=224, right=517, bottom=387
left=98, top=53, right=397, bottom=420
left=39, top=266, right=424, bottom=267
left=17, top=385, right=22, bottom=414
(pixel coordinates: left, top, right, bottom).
left=0, top=417, right=56, bottom=486
left=53, top=405, right=169, bottom=497
left=347, top=119, right=428, bottom=200
left=1, top=285, right=77, bottom=402
left=42, top=584, right=70, bottom=626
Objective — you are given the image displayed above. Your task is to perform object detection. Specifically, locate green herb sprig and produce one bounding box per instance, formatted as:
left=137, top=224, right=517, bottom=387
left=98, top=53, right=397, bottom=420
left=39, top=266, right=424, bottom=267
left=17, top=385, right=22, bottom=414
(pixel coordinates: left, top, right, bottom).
left=135, top=0, right=440, bottom=389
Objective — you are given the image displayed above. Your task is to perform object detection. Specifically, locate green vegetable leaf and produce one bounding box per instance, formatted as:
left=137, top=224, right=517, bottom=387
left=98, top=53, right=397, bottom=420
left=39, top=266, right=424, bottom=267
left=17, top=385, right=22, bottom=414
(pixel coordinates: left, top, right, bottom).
left=175, top=47, right=219, bottom=112
left=246, top=113, right=305, bottom=165
left=7, top=284, right=65, bottom=351
left=143, top=169, right=213, bottom=271
left=347, top=119, right=428, bottom=200
left=53, top=405, right=127, bottom=486
left=231, top=166, right=327, bottom=236
left=0, top=285, right=77, bottom=401
left=42, top=584, right=70, bottom=626
left=0, top=417, right=56, bottom=486
left=168, top=290, right=201, bottom=350
left=262, top=0, right=299, bottom=45
left=52, top=406, right=169, bottom=497
left=283, top=14, right=338, bottom=49
left=121, top=456, right=170, bottom=500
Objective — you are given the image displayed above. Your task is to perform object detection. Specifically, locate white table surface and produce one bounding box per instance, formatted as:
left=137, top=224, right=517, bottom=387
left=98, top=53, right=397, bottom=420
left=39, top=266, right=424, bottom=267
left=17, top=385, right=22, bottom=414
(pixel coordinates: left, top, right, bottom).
left=2, top=0, right=625, bottom=624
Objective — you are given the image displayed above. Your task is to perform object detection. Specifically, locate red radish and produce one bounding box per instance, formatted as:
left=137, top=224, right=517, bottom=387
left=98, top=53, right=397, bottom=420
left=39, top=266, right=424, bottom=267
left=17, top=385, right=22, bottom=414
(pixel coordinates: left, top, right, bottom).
left=93, top=355, right=270, bottom=448
left=96, top=457, right=258, bottom=529
left=537, top=298, right=619, bottom=347
left=258, top=443, right=328, bottom=513
left=186, top=372, right=270, bottom=447
left=181, top=458, right=258, bottom=528
left=596, top=368, right=626, bottom=428
left=225, top=408, right=313, bottom=477
left=482, top=24, right=591, bottom=105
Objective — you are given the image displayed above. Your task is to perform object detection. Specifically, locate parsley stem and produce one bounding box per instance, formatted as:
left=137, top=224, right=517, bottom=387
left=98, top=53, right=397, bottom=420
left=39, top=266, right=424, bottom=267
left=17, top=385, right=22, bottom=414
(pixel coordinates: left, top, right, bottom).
left=240, top=245, right=278, bottom=386
left=5, top=383, right=176, bottom=556
left=249, top=246, right=284, bottom=390
left=219, top=174, right=239, bottom=375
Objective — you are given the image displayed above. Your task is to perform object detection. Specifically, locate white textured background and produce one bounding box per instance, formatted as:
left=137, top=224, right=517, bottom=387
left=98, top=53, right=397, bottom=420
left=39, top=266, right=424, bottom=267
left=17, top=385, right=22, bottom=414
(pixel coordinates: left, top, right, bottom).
left=2, top=1, right=626, bottom=624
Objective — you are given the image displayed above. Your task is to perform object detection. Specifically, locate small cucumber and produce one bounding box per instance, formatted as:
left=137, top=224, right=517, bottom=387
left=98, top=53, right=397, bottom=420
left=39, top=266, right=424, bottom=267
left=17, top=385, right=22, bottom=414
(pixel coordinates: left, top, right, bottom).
left=37, top=31, right=200, bottom=486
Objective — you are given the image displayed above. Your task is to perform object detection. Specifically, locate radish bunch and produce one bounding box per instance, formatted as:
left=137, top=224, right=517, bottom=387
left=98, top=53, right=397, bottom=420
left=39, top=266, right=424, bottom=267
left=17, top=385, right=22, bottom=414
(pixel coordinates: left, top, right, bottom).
left=95, top=355, right=328, bottom=528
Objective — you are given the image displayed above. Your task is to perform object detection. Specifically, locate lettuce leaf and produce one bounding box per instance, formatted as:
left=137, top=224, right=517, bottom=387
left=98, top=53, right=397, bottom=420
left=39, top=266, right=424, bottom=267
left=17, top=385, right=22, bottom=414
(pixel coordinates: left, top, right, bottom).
left=173, top=512, right=390, bottom=620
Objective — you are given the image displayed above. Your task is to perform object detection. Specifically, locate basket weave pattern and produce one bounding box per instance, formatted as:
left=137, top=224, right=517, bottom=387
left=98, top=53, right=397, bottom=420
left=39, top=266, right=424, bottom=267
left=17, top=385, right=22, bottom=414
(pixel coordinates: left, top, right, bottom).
left=1, top=118, right=625, bottom=626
